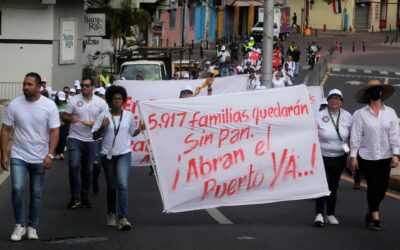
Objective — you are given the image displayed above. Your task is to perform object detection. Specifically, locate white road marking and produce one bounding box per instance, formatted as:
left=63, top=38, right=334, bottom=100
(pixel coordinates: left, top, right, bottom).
left=380, top=71, right=388, bottom=75
left=345, top=80, right=364, bottom=86
left=0, top=171, right=10, bottom=186
left=384, top=78, right=389, bottom=84
left=237, top=236, right=256, bottom=240
left=364, top=69, right=372, bottom=74
left=348, top=69, right=356, bottom=73
left=206, top=208, right=233, bottom=224
left=332, top=68, right=340, bottom=72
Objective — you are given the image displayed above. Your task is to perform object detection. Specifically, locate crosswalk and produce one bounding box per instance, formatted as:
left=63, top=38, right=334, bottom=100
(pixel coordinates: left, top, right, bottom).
left=331, top=67, right=400, bottom=76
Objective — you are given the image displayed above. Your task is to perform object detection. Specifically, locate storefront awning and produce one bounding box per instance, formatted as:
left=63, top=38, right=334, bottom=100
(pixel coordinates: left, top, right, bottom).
left=225, top=0, right=263, bottom=7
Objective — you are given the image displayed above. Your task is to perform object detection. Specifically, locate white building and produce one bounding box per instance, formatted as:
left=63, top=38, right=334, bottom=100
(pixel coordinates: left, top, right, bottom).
left=0, top=0, right=85, bottom=99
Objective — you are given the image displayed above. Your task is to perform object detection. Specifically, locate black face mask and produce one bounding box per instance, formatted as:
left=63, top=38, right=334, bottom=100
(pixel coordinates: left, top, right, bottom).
left=367, top=87, right=381, bottom=101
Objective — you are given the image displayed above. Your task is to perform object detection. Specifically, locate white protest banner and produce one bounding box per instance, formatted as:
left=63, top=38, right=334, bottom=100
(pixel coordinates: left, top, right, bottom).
left=139, top=85, right=329, bottom=212
left=116, top=75, right=249, bottom=165
left=307, top=86, right=323, bottom=116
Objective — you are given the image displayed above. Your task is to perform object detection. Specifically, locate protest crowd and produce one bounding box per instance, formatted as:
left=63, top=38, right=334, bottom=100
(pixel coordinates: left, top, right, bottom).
left=0, top=37, right=398, bottom=242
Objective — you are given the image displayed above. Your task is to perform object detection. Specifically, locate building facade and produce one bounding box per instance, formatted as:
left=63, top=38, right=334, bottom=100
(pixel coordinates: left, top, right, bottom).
left=0, top=0, right=85, bottom=96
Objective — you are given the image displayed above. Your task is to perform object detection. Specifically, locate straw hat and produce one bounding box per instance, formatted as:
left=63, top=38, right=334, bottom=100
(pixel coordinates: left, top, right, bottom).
left=355, top=79, right=395, bottom=104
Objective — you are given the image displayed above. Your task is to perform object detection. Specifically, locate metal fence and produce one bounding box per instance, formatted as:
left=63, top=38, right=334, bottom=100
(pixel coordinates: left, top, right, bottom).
left=303, top=45, right=335, bottom=86
left=0, top=82, right=22, bottom=101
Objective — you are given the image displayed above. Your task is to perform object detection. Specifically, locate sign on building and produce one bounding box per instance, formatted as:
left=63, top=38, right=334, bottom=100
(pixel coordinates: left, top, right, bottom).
left=60, top=17, right=77, bottom=64
left=84, top=13, right=106, bottom=36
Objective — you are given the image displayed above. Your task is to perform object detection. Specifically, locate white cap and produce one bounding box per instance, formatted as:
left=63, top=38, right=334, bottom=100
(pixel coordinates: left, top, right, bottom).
left=74, top=80, right=80, bottom=86
left=319, top=98, right=328, bottom=106
left=75, top=84, right=81, bottom=90
left=70, top=88, right=76, bottom=93
left=57, top=91, right=66, bottom=101
left=181, top=85, right=194, bottom=93
left=249, top=37, right=254, bottom=41
left=41, top=77, right=47, bottom=83
left=327, top=89, right=343, bottom=99
left=221, top=45, right=226, bottom=51
left=105, top=83, right=112, bottom=88
left=98, top=87, right=106, bottom=95
left=183, top=73, right=190, bottom=79
left=93, top=88, right=100, bottom=94
left=205, top=61, right=211, bottom=65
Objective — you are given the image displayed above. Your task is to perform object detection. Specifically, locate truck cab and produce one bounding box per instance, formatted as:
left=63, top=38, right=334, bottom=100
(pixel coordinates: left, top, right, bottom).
left=119, top=60, right=169, bottom=80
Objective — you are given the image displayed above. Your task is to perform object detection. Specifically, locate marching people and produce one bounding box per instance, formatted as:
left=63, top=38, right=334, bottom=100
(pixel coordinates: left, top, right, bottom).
left=92, top=85, right=143, bottom=231
left=314, top=89, right=353, bottom=227
left=62, top=78, right=108, bottom=209
left=350, top=79, right=399, bottom=231
left=1, top=72, right=60, bottom=241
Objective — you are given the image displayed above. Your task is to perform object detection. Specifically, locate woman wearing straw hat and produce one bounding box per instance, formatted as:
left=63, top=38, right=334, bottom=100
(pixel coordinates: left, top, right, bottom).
left=350, top=79, right=400, bottom=231
left=314, top=89, right=353, bottom=227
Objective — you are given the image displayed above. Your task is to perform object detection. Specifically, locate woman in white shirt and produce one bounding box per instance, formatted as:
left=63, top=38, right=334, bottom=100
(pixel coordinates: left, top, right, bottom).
left=350, top=79, right=399, bottom=231
left=272, top=70, right=286, bottom=88
left=92, top=85, right=142, bottom=231
left=314, top=89, right=353, bottom=227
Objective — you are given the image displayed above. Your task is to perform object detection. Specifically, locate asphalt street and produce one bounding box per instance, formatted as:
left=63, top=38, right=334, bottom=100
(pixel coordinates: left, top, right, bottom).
left=1, top=158, right=400, bottom=250
left=1, top=31, right=400, bottom=250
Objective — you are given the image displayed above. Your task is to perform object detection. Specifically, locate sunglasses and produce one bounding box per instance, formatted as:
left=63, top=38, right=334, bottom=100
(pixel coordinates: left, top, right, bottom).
left=81, top=84, right=92, bottom=88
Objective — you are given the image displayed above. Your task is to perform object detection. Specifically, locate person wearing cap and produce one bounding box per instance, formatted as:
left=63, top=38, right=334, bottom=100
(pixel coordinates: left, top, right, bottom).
left=319, top=98, right=328, bottom=111
left=74, top=80, right=82, bottom=95
left=69, top=88, right=76, bottom=97
left=98, top=68, right=110, bottom=87
left=350, top=79, right=399, bottom=231
left=314, top=89, right=353, bottom=227
left=62, top=78, right=108, bottom=209
left=55, top=92, right=69, bottom=160
left=1, top=72, right=60, bottom=241
left=217, top=45, right=230, bottom=64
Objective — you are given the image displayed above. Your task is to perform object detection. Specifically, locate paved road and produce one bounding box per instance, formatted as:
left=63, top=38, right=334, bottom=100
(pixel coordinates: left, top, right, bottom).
left=1, top=158, right=400, bottom=250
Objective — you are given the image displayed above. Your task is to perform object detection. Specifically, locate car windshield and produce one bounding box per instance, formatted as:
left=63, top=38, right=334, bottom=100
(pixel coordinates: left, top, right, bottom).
left=120, top=64, right=161, bottom=80
left=255, top=22, right=263, bottom=28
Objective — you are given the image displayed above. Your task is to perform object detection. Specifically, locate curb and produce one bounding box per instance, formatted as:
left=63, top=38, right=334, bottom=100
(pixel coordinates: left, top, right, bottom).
left=389, top=175, right=400, bottom=193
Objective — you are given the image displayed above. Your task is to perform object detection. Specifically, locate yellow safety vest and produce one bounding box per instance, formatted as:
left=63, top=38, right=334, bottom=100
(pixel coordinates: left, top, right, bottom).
left=100, top=74, right=110, bottom=85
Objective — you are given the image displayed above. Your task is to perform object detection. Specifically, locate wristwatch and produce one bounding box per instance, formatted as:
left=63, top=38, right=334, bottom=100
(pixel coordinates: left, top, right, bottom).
left=47, top=153, right=55, bottom=160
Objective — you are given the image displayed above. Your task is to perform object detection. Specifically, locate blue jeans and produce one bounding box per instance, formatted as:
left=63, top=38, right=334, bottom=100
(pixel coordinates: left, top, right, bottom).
left=10, top=158, right=46, bottom=228
left=294, top=61, right=300, bottom=75
left=102, top=152, right=131, bottom=219
left=68, top=138, right=98, bottom=200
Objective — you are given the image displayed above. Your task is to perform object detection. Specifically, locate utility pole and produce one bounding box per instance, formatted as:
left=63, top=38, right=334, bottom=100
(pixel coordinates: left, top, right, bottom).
left=262, top=0, right=274, bottom=88
left=181, top=0, right=187, bottom=46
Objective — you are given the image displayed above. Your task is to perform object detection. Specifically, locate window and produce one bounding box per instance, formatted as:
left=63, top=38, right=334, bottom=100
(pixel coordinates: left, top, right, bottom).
left=169, top=9, right=176, bottom=30
left=189, top=7, right=195, bottom=27
left=397, top=0, right=400, bottom=28
left=379, top=0, right=388, bottom=28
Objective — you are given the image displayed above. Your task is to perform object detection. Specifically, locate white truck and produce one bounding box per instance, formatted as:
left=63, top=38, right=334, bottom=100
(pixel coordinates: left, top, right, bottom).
left=119, top=60, right=169, bottom=80
left=250, top=7, right=291, bottom=41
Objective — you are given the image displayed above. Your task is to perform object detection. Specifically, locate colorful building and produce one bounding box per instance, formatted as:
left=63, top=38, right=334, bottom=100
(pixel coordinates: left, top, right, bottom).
left=287, top=0, right=400, bottom=32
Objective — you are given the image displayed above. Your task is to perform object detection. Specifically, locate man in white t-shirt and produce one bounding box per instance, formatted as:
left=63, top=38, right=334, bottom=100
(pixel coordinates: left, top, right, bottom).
left=62, top=78, right=108, bottom=209
left=1, top=72, right=60, bottom=241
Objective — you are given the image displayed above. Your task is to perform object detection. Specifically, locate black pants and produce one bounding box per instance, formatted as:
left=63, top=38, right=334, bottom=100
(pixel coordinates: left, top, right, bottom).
left=316, top=155, right=347, bottom=215
left=56, top=123, right=70, bottom=155
left=358, top=156, right=391, bottom=213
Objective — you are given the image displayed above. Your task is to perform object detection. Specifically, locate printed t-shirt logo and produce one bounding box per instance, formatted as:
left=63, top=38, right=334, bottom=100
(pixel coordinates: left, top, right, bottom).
left=322, top=115, right=329, bottom=123
left=77, top=100, right=84, bottom=107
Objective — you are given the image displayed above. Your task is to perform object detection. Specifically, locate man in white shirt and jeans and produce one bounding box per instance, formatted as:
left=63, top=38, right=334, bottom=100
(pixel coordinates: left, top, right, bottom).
left=63, top=78, right=108, bottom=209
left=1, top=72, right=60, bottom=241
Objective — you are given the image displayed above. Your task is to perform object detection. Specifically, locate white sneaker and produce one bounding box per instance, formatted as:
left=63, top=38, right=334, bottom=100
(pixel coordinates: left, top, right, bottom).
left=10, top=224, right=26, bottom=241
left=325, top=215, right=339, bottom=225
left=27, top=227, right=38, bottom=240
left=118, top=218, right=132, bottom=231
left=106, top=213, right=117, bottom=227
left=314, top=213, right=324, bottom=227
